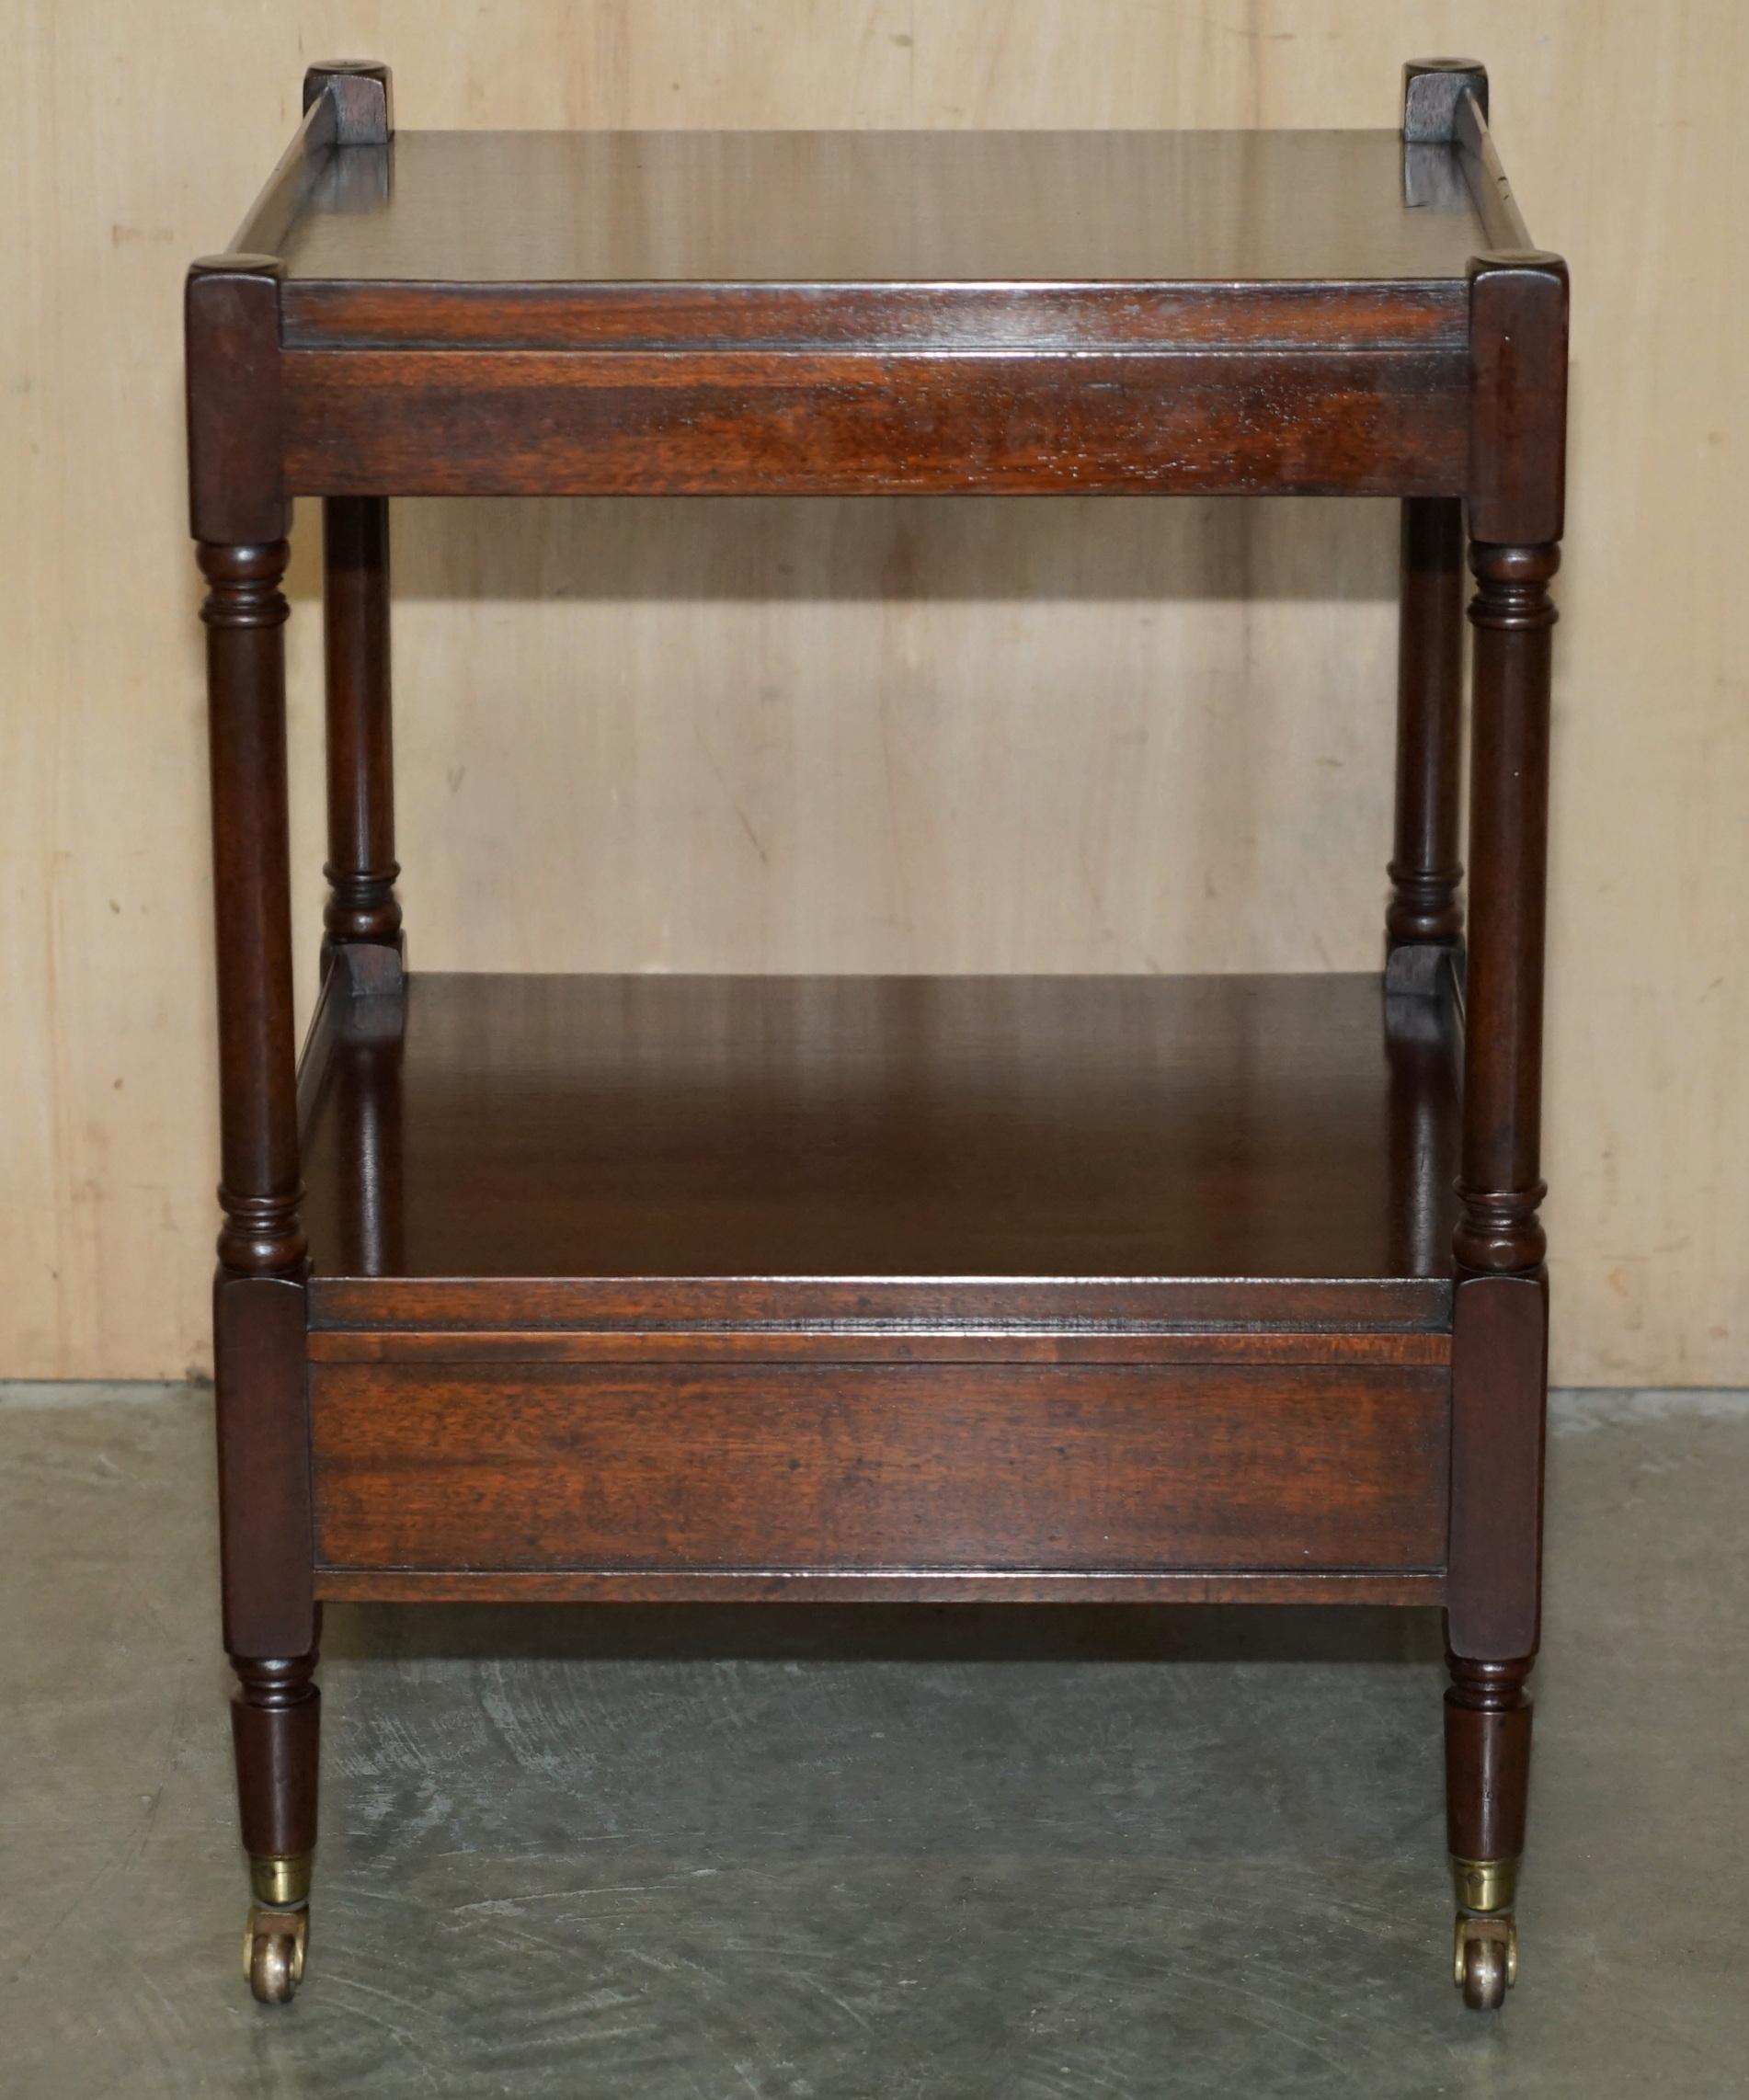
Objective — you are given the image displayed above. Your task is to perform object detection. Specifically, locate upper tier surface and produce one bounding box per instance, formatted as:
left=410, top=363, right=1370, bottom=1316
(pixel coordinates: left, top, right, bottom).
left=277, top=130, right=1488, bottom=287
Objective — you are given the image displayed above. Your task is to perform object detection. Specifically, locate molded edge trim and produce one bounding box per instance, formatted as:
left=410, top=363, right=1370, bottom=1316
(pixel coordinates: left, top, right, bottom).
left=314, top=1567, right=1447, bottom=1604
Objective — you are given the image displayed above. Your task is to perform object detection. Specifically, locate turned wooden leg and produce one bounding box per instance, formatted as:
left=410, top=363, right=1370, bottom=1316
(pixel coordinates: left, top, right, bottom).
left=1438, top=231, right=1565, bottom=2004
left=1387, top=496, right=1466, bottom=980
left=202, top=541, right=303, bottom=1278
left=201, top=534, right=318, bottom=2001
left=1453, top=540, right=1557, bottom=1280
left=323, top=495, right=403, bottom=990
left=1446, top=1654, right=1531, bottom=2008
left=233, top=1647, right=321, bottom=2003
left=1446, top=534, right=1559, bottom=2010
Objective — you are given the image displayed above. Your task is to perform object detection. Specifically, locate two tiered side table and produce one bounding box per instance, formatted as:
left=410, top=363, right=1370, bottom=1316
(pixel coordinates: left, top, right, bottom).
left=188, top=59, right=1566, bottom=2010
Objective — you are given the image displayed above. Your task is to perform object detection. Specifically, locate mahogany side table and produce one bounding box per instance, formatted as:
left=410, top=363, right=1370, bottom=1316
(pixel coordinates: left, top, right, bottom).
left=187, top=59, right=1566, bottom=2011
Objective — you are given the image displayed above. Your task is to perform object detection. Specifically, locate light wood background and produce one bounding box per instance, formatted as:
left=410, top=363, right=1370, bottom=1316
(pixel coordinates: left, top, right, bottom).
left=4, top=3, right=1743, bottom=1384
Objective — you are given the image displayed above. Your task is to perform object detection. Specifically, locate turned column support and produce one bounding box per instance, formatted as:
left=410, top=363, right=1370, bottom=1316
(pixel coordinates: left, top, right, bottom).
left=322, top=496, right=403, bottom=964
left=1388, top=497, right=1467, bottom=955
left=200, top=539, right=306, bottom=1273
left=1454, top=540, right=1557, bottom=1273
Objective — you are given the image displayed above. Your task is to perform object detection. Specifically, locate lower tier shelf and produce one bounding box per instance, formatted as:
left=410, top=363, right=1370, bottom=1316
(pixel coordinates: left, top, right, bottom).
left=293, top=969, right=1462, bottom=1599
left=298, top=967, right=1461, bottom=1331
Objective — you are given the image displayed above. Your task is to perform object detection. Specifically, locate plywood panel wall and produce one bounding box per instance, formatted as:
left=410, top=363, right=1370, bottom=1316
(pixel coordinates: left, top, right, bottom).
left=2, top=2, right=1743, bottom=1382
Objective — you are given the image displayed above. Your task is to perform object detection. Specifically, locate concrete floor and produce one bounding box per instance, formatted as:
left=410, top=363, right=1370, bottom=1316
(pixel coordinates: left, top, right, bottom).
left=1, top=1384, right=1744, bottom=2098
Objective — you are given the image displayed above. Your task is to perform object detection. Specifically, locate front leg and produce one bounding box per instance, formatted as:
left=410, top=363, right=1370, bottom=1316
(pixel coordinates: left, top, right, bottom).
left=200, top=529, right=318, bottom=1999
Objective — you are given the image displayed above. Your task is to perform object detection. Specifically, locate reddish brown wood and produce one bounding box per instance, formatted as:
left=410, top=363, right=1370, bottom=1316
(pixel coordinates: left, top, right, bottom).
left=311, top=1359, right=1449, bottom=1575
left=200, top=539, right=304, bottom=1274
left=282, top=346, right=1469, bottom=501
left=231, top=1649, right=321, bottom=1864
left=1439, top=227, right=1562, bottom=1918
left=284, top=279, right=1466, bottom=356
left=213, top=1273, right=316, bottom=1659
left=313, top=1275, right=1451, bottom=1334
left=1388, top=497, right=1466, bottom=949
left=1455, top=542, right=1557, bottom=1272
left=1445, top=1653, right=1532, bottom=1866
left=186, top=258, right=286, bottom=545
left=321, top=496, right=402, bottom=955
left=1383, top=968, right=1460, bottom=1275
left=1466, top=254, right=1568, bottom=547
left=316, top=1569, right=1445, bottom=1606
left=188, top=72, right=1568, bottom=2003
left=1447, top=1272, right=1549, bottom=1661
left=307, top=1327, right=1451, bottom=1366
left=296, top=971, right=1461, bottom=1325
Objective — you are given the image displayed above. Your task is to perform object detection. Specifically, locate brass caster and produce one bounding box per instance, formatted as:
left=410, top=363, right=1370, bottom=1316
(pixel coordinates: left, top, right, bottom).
left=1453, top=1912, right=1517, bottom=2011
left=244, top=1904, right=308, bottom=2004
left=249, top=1851, right=313, bottom=1908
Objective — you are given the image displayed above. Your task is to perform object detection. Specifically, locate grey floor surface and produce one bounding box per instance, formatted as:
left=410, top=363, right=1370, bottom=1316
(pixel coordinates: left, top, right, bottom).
left=1, top=1382, right=1745, bottom=2098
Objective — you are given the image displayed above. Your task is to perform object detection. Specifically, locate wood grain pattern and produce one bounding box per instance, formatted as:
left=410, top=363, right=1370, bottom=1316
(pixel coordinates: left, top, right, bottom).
left=320, top=496, right=403, bottom=950
left=295, top=970, right=1462, bottom=1318
left=189, top=64, right=1572, bottom=1987
left=305, top=1327, right=1452, bottom=1364
left=1388, top=497, right=1465, bottom=947
left=212, top=1272, right=316, bottom=1659
left=4, top=4, right=1744, bottom=1385
left=1447, top=1272, right=1549, bottom=1661
left=312, top=1568, right=1446, bottom=1604
left=283, top=346, right=1469, bottom=500
left=284, top=279, right=1466, bottom=353
left=309, top=1358, right=1450, bottom=1575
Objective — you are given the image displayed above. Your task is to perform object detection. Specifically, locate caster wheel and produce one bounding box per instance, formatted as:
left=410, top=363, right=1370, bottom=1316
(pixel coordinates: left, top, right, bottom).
left=244, top=1904, right=308, bottom=2004
left=1453, top=1913, right=1516, bottom=2011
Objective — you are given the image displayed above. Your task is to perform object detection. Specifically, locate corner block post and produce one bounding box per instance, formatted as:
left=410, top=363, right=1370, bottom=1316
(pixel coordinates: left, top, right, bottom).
left=303, top=61, right=394, bottom=145
left=1402, top=59, right=1488, bottom=143
left=322, top=496, right=405, bottom=992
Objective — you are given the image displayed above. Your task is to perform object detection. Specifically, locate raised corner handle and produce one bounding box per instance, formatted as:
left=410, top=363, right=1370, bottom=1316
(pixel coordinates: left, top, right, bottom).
left=303, top=61, right=394, bottom=147
left=1402, top=59, right=1488, bottom=143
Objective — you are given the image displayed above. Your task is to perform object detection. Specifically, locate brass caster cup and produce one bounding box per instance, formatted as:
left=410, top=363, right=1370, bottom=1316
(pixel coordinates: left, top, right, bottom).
left=1451, top=1855, right=1518, bottom=1915
left=249, top=1852, right=314, bottom=1907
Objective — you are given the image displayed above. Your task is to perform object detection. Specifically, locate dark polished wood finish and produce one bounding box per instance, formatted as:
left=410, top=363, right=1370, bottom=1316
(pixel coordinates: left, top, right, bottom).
left=212, top=1272, right=314, bottom=1660
left=321, top=496, right=402, bottom=956
left=231, top=1648, right=322, bottom=1864
left=313, top=1358, right=1449, bottom=1578
left=1389, top=497, right=1466, bottom=949
left=276, top=128, right=1489, bottom=291
left=282, top=344, right=1469, bottom=501
left=1447, top=1272, right=1549, bottom=1661
left=1445, top=1653, right=1533, bottom=1866
left=199, top=539, right=303, bottom=1277
left=299, top=970, right=1460, bottom=1315
left=189, top=58, right=1565, bottom=2007
left=316, top=1569, right=1447, bottom=1606
left=1456, top=541, right=1558, bottom=1273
